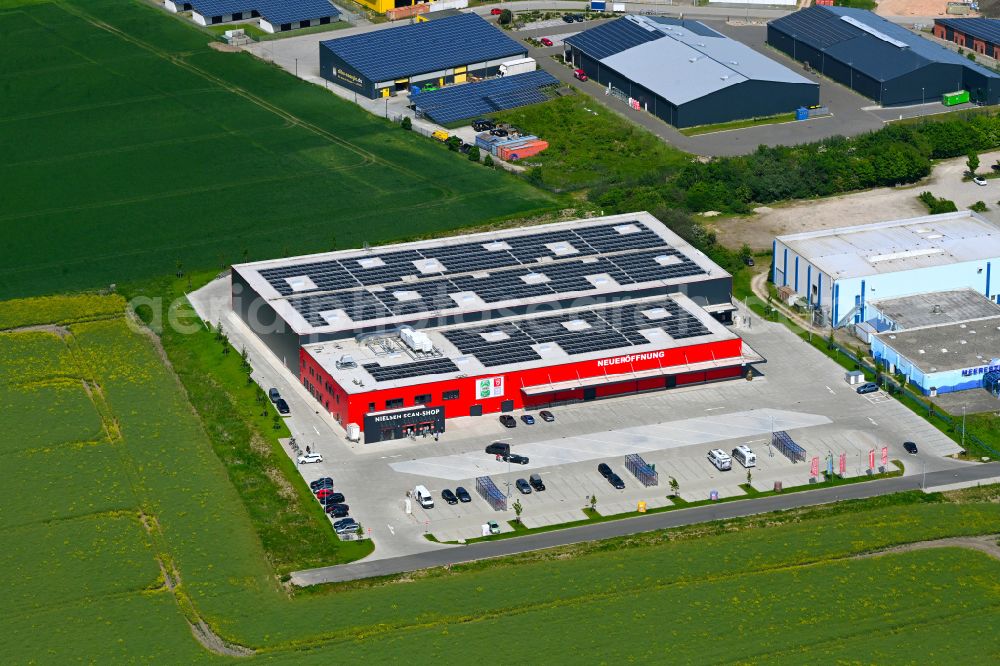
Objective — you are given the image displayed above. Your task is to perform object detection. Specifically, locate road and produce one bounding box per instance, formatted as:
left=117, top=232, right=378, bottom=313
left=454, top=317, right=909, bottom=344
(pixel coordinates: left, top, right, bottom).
left=291, top=461, right=1000, bottom=585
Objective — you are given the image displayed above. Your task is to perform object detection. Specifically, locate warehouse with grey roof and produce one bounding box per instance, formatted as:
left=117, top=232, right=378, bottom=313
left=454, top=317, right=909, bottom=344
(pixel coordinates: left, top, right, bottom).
left=563, top=15, right=818, bottom=128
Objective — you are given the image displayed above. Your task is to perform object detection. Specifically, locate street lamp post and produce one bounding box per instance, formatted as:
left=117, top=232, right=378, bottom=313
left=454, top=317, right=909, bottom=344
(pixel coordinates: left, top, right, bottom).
left=295, top=57, right=298, bottom=78
left=962, top=405, right=967, bottom=452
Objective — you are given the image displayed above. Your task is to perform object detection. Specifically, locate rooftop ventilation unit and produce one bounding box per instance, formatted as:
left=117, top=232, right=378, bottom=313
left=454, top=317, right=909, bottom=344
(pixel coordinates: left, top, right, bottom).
left=336, top=354, right=357, bottom=369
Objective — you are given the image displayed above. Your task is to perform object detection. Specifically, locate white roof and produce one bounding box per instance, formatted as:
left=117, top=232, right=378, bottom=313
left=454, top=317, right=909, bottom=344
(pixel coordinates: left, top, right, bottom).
left=601, top=16, right=813, bottom=105
left=776, top=211, right=1000, bottom=279
left=303, top=293, right=745, bottom=394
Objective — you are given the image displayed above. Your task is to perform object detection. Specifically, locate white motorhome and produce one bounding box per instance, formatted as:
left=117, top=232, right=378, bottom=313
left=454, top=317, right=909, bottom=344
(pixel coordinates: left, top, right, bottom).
left=708, top=448, right=732, bottom=471
left=731, top=445, right=756, bottom=468
left=413, top=485, right=434, bottom=508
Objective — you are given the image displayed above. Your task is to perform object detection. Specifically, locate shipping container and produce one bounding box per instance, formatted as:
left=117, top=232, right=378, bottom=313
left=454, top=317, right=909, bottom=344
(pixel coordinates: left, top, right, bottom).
left=942, top=89, right=970, bottom=106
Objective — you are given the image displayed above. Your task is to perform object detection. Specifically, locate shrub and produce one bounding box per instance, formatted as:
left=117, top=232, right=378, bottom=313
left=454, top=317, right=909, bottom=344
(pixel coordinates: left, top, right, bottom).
left=970, top=200, right=989, bottom=212
left=400, top=116, right=411, bottom=130
left=918, top=191, right=959, bottom=214
left=484, top=154, right=494, bottom=168
left=468, top=145, right=480, bottom=162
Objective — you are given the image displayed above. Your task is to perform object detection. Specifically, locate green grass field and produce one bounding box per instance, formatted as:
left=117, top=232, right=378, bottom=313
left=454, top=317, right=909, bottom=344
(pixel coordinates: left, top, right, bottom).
left=0, top=0, right=554, bottom=299
left=493, top=95, right=691, bottom=192
left=4, top=293, right=1000, bottom=661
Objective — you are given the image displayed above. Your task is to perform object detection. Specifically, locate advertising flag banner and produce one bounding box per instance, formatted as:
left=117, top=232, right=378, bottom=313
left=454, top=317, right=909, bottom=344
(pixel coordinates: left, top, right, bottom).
left=827, top=456, right=834, bottom=476
left=839, top=453, right=846, bottom=475
left=868, top=449, right=876, bottom=469
left=810, top=456, right=819, bottom=477
left=881, top=446, right=889, bottom=467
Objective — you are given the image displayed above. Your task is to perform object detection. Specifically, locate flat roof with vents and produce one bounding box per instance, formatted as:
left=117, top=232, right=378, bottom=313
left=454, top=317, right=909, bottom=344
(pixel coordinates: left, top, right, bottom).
left=232, top=212, right=730, bottom=338
left=775, top=211, right=1000, bottom=279
left=870, top=289, right=1000, bottom=330
left=874, top=316, right=1000, bottom=374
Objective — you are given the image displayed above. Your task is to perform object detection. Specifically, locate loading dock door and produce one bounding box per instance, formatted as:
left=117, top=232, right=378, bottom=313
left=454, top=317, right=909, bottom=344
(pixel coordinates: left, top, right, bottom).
left=500, top=400, right=514, bottom=412
left=583, top=387, right=597, bottom=401
left=470, top=404, right=483, bottom=416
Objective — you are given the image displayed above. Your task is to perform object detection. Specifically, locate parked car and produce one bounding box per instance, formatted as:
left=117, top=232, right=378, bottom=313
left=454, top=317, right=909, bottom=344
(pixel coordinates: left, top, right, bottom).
left=743, top=256, right=755, bottom=267
left=268, top=388, right=281, bottom=403
left=499, top=414, right=516, bottom=428
left=903, top=441, right=919, bottom=455
left=472, top=118, right=495, bottom=131
left=310, top=477, right=333, bottom=491
left=529, top=473, right=545, bottom=491
left=521, top=414, right=535, bottom=425
left=572, top=14, right=585, bottom=22
left=458, top=142, right=472, bottom=154
left=486, top=441, right=511, bottom=456
left=974, top=175, right=988, bottom=186
left=490, top=127, right=509, bottom=137
left=505, top=453, right=530, bottom=465
left=597, top=463, right=612, bottom=479
left=315, top=488, right=339, bottom=500
left=297, top=452, right=323, bottom=464
left=319, top=492, right=345, bottom=505
left=562, top=14, right=574, bottom=22
left=442, top=489, right=458, bottom=505
left=326, top=504, right=349, bottom=518
left=455, top=486, right=472, bottom=503
left=540, top=37, right=553, bottom=47
left=333, top=518, right=358, bottom=533
left=573, top=69, right=588, bottom=82
left=856, top=382, right=879, bottom=395
left=516, top=478, right=532, bottom=494
left=608, top=473, right=625, bottom=490
left=487, top=520, right=501, bottom=534
left=490, top=7, right=502, bottom=14
left=275, top=398, right=290, bottom=415
left=539, top=410, right=555, bottom=422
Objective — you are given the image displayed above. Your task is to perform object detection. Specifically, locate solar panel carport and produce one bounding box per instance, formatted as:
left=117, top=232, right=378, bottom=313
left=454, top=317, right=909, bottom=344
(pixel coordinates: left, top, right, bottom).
left=319, top=13, right=527, bottom=99
left=768, top=6, right=1000, bottom=106
left=564, top=15, right=818, bottom=128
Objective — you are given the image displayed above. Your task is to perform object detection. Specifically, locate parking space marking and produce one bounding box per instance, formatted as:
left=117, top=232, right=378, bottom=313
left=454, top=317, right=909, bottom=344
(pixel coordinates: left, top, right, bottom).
left=826, top=386, right=836, bottom=395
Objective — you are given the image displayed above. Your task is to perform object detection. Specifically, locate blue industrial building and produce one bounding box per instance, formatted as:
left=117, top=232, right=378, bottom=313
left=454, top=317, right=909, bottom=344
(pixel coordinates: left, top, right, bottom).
left=768, top=6, right=1000, bottom=106
left=772, top=211, right=1000, bottom=329
left=319, top=13, right=527, bottom=99
left=564, top=15, right=818, bottom=128
left=871, top=318, right=1000, bottom=396
left=167, top=0, right=340, bottom=33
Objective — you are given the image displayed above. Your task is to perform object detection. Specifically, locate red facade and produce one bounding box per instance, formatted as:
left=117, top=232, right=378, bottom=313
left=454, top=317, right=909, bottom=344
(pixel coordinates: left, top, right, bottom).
left=299, top=338, right=745, bottom=431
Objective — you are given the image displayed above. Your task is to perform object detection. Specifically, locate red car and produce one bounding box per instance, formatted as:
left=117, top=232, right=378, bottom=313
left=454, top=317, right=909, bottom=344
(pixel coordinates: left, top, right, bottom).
left=573, top=68, right=588, bottom=82
left=541, top=37, right=553, bottom=47
left=490, top=8, right=502, bottom=15
left=315, top=488, right=336, bottom=499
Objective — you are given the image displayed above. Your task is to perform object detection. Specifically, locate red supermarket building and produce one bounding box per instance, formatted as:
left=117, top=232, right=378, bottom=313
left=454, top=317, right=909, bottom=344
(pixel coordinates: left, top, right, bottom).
left=232, top=213, right=762, bottom=443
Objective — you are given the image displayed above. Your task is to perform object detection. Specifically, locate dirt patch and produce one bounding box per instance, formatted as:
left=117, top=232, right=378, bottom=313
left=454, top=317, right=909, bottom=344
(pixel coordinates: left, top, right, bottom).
left=713, top=149, right=1000, bottom=251
left=5, top=323, right=71, bottom=337
left=877, top=0, right=978, bottom=18
left=208, top=41, right=243, bottom=53
left=189, top=619, right=255, bottom=657
left=855, top=534, right=1000, bottom=560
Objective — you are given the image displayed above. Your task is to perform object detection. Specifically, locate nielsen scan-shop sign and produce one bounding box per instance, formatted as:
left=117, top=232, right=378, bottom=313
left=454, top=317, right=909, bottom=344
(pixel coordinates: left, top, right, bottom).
left=961, top=359, right=1000, bottom=377
left=370, top=407, right=442, bottom=424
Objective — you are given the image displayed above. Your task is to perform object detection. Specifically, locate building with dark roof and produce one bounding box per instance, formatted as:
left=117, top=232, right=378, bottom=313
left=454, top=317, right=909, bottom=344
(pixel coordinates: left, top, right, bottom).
left=768, top=6, right=1000, bottom=106
left=934, top=18, right=1000, bottom=59
left=563, top=16, right=818, bottom=128
left=166, top=0, right=339, bottom=33
left=232, top=212, right=760, bottom=442
left=319, top=13, right=527, bottom=99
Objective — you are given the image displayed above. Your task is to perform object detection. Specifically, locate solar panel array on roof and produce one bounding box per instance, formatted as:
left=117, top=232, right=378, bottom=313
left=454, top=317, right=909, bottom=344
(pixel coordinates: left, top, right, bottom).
left=442, top=296, right=712, bottom=367
left=769, top=6, right=1000, bottom=80
left=256, top=222, right=707, bottom=327
left=564, top=15, right=663, bottom=60
left=936, top=18, right=1000, bottom=45
left=361, top=358, right=460, bottom=383
left=189, top=0, right=338, bottom=25
left=411, top=71, right=558, bottom=125
left=320, top=13, right=525, bottom=83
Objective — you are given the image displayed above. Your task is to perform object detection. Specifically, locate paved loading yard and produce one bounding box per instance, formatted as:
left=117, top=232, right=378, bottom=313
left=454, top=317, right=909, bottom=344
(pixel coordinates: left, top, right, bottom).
left=191, top=277, right=963, bottom=559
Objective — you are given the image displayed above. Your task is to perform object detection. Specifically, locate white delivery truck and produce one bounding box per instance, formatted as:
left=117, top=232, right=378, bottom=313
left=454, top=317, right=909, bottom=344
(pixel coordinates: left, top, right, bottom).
left=346, top=423, right=361, bottom=442
left=413, top=485, right=435, bottom=509
left=498, top=57, right=536, bottom=77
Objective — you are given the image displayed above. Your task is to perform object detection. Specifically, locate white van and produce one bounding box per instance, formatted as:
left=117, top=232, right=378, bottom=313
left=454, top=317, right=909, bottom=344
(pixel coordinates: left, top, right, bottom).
left=413, top=485, right=434, bottom=509
left=731, top=445, right=757, bottom=468
left=708, top=448, right=732, bottom=471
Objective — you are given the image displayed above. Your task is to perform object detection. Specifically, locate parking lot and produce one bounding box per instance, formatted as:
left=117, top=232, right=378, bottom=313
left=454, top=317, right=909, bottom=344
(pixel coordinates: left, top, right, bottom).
left=190, top=277, right=964, bottom=556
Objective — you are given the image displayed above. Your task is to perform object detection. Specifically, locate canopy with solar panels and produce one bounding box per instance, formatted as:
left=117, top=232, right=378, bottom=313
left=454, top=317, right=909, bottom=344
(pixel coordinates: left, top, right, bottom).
left=411, top=71, right=559, bottom=125
left=179, top=0, right=340, bottom=33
